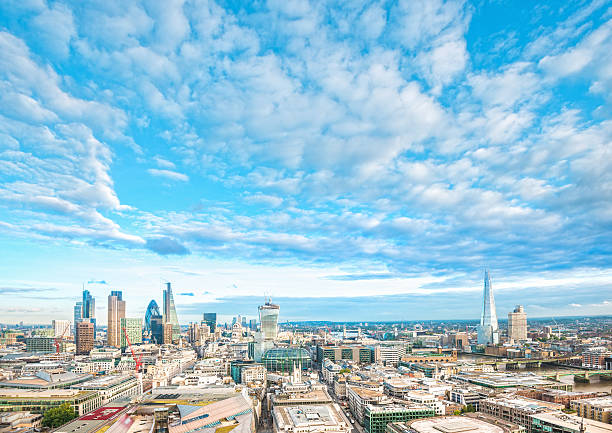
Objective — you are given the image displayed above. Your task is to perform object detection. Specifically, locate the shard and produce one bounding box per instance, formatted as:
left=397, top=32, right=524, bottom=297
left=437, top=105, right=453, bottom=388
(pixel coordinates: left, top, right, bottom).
left=163, top=282, right=180, bottom=342
left=477, top=269, right=499, bottom=345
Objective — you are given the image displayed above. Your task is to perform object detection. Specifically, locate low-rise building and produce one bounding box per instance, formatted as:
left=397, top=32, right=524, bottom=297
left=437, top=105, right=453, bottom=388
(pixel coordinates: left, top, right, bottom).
left=273, top=404, right=351, bottom=433
left=0, top=388, right=101, bottom=416
left=570, top=397, right=612, bottom=424
left=71, top=374, right=141, bottom=405
left=530, top=411, right=612, bottom=433
left=480, top=396, right=564, bottom=429
left=363, top=404, right=434, bottom=433
left=347, top=386, right=390, bottom=425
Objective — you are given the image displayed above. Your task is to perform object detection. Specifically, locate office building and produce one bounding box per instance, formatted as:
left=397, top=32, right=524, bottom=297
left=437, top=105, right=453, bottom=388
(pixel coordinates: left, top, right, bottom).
left=364, top=405, right=435, bottom=433
left=151, top=314, right=164, bottom=344
left=317, top=345, right=373, bottom=363
left=259, top=298, right=280, bottom=340
left=76, top=320, right=94, bottom=355
left=249, top=319, right=257, bottom=331
left=508, top=305, right=527, bottom=342
left=52, top=320, right=71, bottom=338
left=203, top=313, right=217, bottom=333
left=0, top=389, right=101, bottom=416
left=71, top=375, right=142, bottom=405
left=25, top=337, right=55, bottom=353
left=144, top=300, right=161, bottom=337
left=107, top=291, right=126, bottom=348
left=163, top=323, right=174, bottom=344
left=395, top=416, right=518, bottom=433
left=531, top=412, right=612, bottom=433
left=478, top=269, right=499, bottom=345
left=162, top=283, right=180, bottom=342
left=120, top=318, right=142, bottom=349
left=261, top=347, right=311, bottom=372
left=73, top=301, right=82, bottom=340
left=82, top=289, right=96, bottom=335
left=273, top=404, right=351, bottom=433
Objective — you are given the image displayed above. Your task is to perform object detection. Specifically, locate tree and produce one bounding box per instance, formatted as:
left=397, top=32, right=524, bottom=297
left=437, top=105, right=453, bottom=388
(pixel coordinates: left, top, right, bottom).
left=461, top=404, right=476, bottom=413
left=339, top=368, right=351, bottom=374
left=42, top=403, right=77, bottom=428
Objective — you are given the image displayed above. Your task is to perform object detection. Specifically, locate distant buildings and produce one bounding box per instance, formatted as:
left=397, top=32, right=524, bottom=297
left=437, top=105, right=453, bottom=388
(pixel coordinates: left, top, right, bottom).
left=107, top=291, right=125, bottom=348
left=477, top=270, right=499, bottom=345
left=508, top=305, right=527, bottom=342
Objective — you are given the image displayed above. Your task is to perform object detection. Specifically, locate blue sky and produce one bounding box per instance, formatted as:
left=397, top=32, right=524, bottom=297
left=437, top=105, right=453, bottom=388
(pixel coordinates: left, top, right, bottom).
left=0, top=0, right=611, bottom=325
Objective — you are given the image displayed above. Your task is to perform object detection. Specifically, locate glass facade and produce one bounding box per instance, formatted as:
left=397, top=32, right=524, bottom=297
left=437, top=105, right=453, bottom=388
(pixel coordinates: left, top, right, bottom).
left=261, top=347, right=311, bottom=373
left=258, top=300, right=279, bottom=340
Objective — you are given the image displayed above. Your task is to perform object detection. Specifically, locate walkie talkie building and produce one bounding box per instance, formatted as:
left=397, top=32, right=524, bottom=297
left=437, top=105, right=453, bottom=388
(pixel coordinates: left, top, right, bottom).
left=258, top=298, right=280, bottom=341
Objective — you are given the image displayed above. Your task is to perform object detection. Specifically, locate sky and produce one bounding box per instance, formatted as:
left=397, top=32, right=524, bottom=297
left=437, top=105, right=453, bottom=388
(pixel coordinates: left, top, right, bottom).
left=0, top=0, right=611, bottom=325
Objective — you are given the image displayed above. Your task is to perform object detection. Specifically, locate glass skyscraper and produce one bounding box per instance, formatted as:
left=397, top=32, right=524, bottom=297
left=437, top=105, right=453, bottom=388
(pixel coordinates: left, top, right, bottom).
left=163, top=283, right=180, bottom=342
left=477, top=269, right=499, bottom=345
left=203, top=313, right=217, bottom=333
left=82, top=289, right=96, bottom=335
left=258, top=298, right=280, bottom=341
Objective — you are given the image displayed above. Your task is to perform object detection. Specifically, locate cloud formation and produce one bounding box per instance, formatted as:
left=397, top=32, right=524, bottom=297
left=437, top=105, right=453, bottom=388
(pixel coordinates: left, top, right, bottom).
left=0, top=0, right=611, bottom=321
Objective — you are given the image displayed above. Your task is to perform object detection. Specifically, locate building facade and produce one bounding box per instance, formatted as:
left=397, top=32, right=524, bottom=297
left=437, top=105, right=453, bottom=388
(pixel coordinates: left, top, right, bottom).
left=478, top=269, right=499, bottom=345
left=76, top=320, right=94, bottom=355
left=107, top=291, right=126, bottom=348
left=259, top=299, right=280, bottom=341
left=120, top=318, right=142, bottom=349
left=508, top=305, right=527, bottom=342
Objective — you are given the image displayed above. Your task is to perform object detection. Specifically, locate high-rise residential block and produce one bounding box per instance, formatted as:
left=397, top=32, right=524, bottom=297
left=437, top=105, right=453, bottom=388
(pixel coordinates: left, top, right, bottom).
left=477, top=269, right=499, bottom=345
left=107, top=291, right=126, bottom=348
left=259, top=298, right=280, bottom=341
left=120, top=317, right=142, bottom=349
left=76, top=320, right=94, bottom=355
left=508, top=305, right=527, bottom=342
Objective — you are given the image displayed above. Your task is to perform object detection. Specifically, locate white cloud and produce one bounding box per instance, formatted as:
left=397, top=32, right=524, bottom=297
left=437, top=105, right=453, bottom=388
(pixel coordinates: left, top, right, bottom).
left=147, top=168, right=189, bottom=182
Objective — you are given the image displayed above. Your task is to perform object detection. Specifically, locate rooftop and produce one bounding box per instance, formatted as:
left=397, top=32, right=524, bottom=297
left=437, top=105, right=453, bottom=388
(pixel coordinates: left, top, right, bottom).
left=532, top=412, right=612, bottom=433
left=406, top=416, right=506, bottom=433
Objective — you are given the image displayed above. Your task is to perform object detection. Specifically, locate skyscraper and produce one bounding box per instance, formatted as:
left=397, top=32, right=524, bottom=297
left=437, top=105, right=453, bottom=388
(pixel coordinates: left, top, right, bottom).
left=144, top=300, right=161, bottom=336
left=162, top=283, right=180, bottom=342
left=73, top=301, right=83, bottom=342
left=107, top=290, right=126, bottom=348
left=203, top=313, right=217, bottom=333
left=76, top=320, right=94, bottom=355
left=477, top=269, right=499, bottom=345
left=258, top=298, right=280, bottom=341
left=508, top=305, right=527, bottom=342
left=82, top=289, right=96, bottom=335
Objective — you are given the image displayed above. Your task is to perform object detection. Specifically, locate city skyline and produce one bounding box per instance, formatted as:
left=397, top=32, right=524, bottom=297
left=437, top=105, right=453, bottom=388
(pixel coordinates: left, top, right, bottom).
left=1, top=0, right=611, bottom=323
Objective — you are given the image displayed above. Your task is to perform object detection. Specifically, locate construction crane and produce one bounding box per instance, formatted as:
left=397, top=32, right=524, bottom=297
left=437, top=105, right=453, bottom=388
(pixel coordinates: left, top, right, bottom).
left=122, top=327, right=143, bottom=372
left=54, top=324, right=70, bottom=354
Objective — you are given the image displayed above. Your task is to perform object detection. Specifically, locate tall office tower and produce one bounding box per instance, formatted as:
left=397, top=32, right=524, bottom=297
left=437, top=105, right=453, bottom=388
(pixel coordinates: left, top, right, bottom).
left=82, top=289, right=96, bottom=335
left=241, top=316, right=247, bottom=327
left=258, top=298, right=280, bottom=341
left=107, top=290, right=126, bottom=348
left=150, top=314, right=163, bottom=344
left=52, top=320, right=71, bottom=338
left=144, top=300, right=161, bottom=337
left=508, top=305, right=527, bottom=342
left=477, top=270, right=499, bottom=345
left=203, top=313, right=217, bottom=333
left=76, top=320, right=94, bottom=355
left=162, top=283, right=180, bottom=342
left=73, top=301, right=83, bottom=341
left=249, top=319, right=257, bottom=331
left=120, top=318, right=142, bottom=349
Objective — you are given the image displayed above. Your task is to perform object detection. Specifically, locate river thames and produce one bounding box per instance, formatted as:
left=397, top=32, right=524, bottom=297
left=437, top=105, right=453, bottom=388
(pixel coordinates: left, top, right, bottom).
left=458, top=353, right=612, bottom=393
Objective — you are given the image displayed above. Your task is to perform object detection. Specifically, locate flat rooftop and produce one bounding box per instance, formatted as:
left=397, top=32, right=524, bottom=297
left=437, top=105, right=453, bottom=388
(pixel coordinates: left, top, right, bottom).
left=73, top=375, right=135, bottom=389
left=532, top=412, right=612, bottom=433
left=407, top=417, right=506, bottom=433
left=0, top=388, right=96, bottom=400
